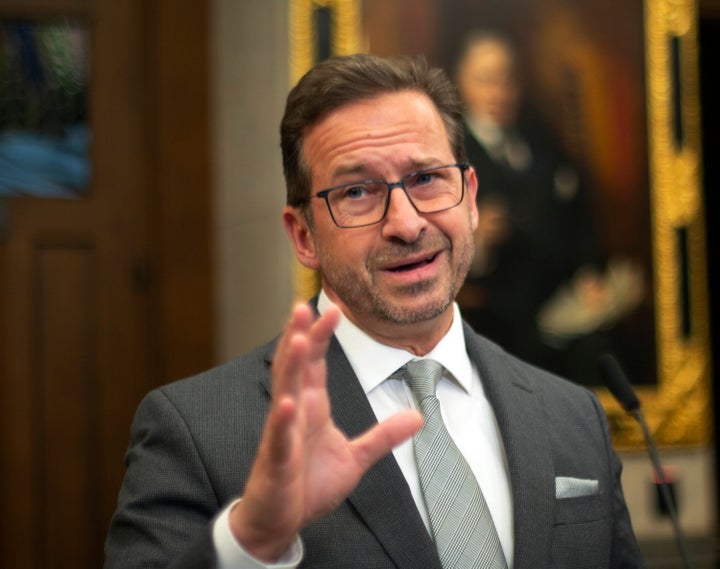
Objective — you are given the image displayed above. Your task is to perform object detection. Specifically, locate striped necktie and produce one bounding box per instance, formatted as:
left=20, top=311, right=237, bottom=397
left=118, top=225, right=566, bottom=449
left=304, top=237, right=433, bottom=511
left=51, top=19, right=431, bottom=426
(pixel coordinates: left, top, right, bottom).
left=401, top=359, right=507, bottom=569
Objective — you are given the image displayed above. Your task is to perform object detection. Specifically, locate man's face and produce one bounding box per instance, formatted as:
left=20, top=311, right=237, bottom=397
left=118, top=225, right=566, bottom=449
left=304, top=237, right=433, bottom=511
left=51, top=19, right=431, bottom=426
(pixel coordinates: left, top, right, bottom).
left=457, top=41, right=521, bottom=128
left=283, top=90, right=478, bottom=346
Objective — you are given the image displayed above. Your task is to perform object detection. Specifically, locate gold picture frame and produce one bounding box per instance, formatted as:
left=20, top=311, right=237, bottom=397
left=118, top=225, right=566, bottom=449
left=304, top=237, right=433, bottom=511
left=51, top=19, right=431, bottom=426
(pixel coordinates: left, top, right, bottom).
left=288, top=0, right=711, bottom=450
left=288, top=0, right=362, bottom=300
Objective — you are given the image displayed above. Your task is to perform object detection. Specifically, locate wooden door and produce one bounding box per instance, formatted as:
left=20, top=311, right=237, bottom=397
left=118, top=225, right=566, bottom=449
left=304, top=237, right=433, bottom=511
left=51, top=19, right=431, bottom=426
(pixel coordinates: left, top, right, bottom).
left=0, top=0, right=213, bottom=567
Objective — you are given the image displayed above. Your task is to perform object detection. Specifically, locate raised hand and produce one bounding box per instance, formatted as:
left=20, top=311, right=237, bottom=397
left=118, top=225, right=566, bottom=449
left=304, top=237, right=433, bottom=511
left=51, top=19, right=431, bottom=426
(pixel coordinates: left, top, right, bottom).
left=229, top=302, right=422, bottom=562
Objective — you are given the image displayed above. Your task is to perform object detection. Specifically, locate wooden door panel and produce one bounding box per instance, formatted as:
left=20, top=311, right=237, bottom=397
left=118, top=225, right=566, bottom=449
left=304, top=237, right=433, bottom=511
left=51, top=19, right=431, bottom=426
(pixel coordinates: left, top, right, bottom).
left=36, top=244, right=99, bottom=568
left=0, top=1, right=152, bottom=567
left=0, top=0, right=212, bottom=566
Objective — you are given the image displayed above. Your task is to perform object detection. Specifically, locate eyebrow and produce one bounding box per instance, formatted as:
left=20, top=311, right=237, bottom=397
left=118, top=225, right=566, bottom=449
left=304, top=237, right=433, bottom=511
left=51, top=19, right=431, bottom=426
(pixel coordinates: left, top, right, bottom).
left=331, top=164, right=368, bottom=179
left=331, top=158, right=445, bottom=181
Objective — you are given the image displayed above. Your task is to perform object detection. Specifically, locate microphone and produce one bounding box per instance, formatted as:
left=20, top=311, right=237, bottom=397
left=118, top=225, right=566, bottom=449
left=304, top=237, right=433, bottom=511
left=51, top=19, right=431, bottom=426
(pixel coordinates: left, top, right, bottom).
left=597, top=354, right=640, bottom=412
left=597, top=354, right=694, bottom=569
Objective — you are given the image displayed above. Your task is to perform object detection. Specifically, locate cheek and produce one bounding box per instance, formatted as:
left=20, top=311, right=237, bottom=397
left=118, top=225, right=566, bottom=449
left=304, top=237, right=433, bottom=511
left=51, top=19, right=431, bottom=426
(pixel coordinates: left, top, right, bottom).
left=316, top=231, right=368, bottom=269
left=453, top=213, right=478, bottom=257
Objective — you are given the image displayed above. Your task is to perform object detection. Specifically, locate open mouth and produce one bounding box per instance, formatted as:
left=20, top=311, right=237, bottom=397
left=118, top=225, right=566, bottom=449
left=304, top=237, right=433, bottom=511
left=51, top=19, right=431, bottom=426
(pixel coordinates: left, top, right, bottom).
left=387, top=253, right=438, bottom=272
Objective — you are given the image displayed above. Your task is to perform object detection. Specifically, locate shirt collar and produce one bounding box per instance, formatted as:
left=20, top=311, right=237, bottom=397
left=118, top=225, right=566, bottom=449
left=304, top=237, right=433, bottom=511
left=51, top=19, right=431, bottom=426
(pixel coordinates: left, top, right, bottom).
left=318, top=290, right=472, bottom=395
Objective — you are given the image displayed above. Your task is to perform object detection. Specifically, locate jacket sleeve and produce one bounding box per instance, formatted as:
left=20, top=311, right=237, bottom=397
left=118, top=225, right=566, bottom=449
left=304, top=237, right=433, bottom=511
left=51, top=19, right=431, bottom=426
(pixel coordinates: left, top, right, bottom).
left=591, top=394, right=647, bottom=569
left=104, top=388, right=220, bottom=569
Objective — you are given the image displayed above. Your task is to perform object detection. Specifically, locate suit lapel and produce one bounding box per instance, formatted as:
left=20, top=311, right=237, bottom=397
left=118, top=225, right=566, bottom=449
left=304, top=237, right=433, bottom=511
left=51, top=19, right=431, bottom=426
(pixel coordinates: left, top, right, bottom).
left=464, top=324, right=554, bottom=569
left=262, top=335, right=441, bottom=569
left=324, top=337, right=443, bottom=569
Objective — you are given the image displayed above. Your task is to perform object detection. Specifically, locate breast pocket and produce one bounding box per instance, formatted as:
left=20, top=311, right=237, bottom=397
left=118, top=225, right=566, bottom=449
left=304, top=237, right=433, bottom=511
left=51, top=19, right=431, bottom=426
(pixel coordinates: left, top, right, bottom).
left=550, top=493, right=612, bottom=569
left=554, top=492, right=605, bottom=525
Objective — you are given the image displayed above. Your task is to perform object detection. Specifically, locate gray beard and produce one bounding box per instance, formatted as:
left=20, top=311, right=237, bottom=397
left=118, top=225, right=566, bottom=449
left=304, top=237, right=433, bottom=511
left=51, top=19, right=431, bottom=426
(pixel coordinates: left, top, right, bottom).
left=367, top=278, right=452, bottom=325
left=320, top=235, right=474, bottom=326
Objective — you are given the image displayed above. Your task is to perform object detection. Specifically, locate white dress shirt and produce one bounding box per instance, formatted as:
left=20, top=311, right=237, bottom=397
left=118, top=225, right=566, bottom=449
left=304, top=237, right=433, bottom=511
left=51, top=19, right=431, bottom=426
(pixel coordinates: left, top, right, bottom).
left=215, top=291, right=514, bottom=568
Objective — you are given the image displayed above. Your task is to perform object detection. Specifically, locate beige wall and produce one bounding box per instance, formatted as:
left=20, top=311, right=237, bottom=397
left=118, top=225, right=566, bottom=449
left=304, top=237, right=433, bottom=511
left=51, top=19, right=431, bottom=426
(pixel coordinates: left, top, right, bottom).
left=210, top=0, right=716, bottom=544
left=622, top=448, right=715, bottom=540
left=211, top=0, right=294, bottom=360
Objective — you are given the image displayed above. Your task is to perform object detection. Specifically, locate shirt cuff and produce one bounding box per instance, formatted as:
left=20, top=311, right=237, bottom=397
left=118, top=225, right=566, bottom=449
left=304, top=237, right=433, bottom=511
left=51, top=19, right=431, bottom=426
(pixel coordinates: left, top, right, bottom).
left=213, top=499, right=303, bottom=569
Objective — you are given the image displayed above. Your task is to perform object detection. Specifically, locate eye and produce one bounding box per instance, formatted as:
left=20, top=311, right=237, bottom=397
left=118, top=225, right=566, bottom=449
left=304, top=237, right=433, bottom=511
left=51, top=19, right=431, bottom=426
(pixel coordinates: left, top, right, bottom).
left=409, top=170, right=440, bottom=188
left=415, top=172, right=435, bottom=185
left=340, top=185, right=370, bottom=200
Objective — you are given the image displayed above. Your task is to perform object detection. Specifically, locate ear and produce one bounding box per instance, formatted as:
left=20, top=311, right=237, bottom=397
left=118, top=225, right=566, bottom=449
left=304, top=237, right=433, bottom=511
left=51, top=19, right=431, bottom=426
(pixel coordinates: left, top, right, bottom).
left=282, top=206, right=321, bottom=270
left=466, top=166, right=479, bottom=231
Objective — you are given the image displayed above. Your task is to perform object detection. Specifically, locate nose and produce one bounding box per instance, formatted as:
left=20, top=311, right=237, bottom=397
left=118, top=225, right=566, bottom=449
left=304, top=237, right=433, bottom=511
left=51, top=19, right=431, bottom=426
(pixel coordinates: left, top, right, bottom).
left=380, top=185, right=425, bottom=242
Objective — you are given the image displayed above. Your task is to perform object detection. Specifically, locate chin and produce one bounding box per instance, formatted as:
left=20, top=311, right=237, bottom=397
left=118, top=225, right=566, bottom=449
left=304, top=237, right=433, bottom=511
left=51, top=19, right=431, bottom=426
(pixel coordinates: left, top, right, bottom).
left=375, top=293, right=452, bottom=326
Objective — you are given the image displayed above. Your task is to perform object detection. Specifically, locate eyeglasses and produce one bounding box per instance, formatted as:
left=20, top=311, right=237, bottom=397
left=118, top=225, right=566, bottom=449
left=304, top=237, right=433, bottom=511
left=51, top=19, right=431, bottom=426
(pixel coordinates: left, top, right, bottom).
left=313, top=163, right=469, bottom=228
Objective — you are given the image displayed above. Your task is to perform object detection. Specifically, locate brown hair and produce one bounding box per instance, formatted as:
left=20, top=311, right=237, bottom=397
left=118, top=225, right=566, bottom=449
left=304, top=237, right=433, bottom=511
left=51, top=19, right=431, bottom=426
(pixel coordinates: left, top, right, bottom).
left=280, top=53, right=467, bottom=208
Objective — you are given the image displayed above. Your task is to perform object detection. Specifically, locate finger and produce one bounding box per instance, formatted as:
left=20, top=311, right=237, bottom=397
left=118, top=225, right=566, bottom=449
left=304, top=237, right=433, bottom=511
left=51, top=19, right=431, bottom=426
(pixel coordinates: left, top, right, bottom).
left=274, top=303, right=314, bottom=365
left=262, top=394, right=299, bottom=466
left=304, top=304, right=341, bottom=362
left=271, top=304, right=315, bottom=400
left=259, top=332, right=312, bottom=470
left=264, top=303, right=340, bottom=456
left=350, top=410, right=423, bottom=471
left=271, top=330, right=311, bottom=410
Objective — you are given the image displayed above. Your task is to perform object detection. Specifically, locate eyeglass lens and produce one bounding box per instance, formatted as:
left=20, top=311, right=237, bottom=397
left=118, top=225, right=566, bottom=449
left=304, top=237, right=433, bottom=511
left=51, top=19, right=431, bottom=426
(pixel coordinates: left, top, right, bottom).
left=325, top=164, right=464, bottom=228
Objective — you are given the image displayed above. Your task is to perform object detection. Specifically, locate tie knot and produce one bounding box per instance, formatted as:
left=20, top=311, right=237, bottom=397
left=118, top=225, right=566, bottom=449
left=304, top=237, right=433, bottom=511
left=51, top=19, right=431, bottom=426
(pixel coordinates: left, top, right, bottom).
left=401, top=359, right=445, bottom=404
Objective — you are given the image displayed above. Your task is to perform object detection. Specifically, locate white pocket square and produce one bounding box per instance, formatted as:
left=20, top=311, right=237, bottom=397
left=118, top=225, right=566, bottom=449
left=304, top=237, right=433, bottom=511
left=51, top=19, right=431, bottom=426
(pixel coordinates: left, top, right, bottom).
left=555, top=476, right=599, bottom=499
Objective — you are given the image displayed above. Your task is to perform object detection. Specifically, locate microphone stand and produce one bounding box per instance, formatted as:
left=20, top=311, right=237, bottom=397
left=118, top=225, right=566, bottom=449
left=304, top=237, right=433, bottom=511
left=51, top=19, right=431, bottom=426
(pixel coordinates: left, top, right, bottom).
left=630, top=407, right=695, bottom=569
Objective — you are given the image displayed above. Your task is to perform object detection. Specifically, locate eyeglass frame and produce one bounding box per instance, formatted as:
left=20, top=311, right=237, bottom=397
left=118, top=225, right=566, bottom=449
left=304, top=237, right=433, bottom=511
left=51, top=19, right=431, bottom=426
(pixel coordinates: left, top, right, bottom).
left=311, top=162, right=471, bottom=228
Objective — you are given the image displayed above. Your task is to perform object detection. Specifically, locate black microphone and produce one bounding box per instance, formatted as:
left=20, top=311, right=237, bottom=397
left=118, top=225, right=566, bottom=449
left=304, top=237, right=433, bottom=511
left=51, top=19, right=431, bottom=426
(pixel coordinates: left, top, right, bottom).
left=597, top=353, right=640, bottom=412
left=597, top=353, right=694, bottom=569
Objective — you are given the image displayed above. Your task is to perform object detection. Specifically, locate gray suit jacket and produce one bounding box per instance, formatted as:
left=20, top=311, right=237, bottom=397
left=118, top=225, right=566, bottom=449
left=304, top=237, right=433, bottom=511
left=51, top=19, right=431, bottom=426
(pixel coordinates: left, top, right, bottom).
left=104, top=320, right=645, bottom=568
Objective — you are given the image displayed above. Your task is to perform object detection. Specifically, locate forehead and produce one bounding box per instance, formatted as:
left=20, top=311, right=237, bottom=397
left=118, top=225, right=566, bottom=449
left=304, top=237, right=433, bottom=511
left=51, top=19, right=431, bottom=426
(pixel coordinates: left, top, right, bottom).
left=302, top=90, right=453, bottom=181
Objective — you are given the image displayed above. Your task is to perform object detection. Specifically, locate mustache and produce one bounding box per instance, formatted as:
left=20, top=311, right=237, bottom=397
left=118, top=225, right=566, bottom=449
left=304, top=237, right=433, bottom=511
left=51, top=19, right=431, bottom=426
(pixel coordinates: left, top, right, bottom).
left=368, top=234, right=451, bottom=268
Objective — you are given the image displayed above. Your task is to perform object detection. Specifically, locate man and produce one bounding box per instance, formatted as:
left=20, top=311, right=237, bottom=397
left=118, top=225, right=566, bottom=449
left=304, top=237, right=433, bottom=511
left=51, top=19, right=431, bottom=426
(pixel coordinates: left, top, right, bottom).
left=104, top=53, right=644, bottom=568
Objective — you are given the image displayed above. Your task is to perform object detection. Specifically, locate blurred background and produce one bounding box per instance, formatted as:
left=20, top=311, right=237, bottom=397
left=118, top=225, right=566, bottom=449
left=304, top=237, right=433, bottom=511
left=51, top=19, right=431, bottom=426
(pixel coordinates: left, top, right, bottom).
left=0, top=1, right=717, bottom=567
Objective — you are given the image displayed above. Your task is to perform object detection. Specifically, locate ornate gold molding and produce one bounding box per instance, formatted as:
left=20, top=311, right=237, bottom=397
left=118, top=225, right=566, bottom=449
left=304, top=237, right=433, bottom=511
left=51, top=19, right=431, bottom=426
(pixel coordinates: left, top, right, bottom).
left=289, top=0, right=362, bottom=300
left=596, top=0, right=711, bottom=448
left=289, top=0, right=362, bottom=83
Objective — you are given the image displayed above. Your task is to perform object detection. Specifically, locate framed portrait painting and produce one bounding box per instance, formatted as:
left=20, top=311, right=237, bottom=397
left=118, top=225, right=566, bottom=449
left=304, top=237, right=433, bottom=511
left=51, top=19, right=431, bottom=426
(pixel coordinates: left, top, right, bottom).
left=289, top=0, right=711, bottom=449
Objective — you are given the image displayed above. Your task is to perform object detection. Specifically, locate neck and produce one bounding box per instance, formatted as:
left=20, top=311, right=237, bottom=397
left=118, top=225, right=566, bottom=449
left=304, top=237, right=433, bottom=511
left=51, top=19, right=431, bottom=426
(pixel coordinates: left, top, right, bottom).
left=329, top=299, right=454, bottom=356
